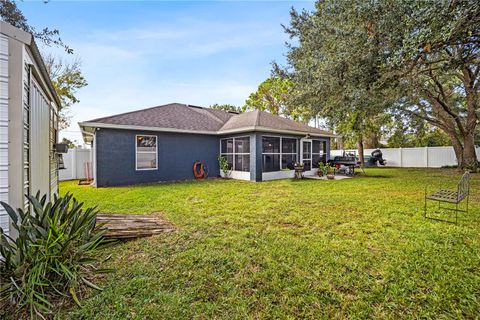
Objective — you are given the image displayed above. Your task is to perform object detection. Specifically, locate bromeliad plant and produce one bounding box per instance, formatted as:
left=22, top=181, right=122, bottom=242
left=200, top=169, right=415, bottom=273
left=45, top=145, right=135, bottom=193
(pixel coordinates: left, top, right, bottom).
left=0, top=193, right=112, bottom=319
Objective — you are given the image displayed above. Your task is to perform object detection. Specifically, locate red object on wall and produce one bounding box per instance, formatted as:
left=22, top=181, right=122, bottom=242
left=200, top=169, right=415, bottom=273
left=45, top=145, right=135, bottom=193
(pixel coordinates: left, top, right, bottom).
left=193, top=161, right=208, bottom=180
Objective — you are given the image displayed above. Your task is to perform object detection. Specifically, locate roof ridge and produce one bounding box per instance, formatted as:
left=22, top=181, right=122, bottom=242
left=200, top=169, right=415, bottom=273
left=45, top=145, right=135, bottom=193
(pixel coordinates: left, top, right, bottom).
left=254, top=109, right=261, bottom=128
left=85, top=103, right=184, bottom=123
left=193, top=107, right=226, bottom=124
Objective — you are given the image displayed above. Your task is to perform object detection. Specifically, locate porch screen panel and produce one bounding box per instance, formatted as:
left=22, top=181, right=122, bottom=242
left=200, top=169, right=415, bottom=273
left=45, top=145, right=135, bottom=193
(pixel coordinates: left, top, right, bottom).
left=234, top=137, right=250, bottom=172
left=281, top=138, right=297, bottom=169
left=262, top=137, right=280, bottom=172
left=262, top=136, right=297, bottom=172
left=220, top=136, right=250, bottom=172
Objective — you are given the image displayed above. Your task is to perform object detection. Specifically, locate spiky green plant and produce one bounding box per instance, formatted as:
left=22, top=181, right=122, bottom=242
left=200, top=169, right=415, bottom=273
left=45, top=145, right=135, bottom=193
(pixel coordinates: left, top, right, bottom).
left=0, top=193, right=112, bottom=319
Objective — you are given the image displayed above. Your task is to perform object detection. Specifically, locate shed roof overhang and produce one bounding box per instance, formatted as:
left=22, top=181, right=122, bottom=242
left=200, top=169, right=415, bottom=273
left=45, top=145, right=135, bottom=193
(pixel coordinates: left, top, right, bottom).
left=0, top=21, right=62, bottom=109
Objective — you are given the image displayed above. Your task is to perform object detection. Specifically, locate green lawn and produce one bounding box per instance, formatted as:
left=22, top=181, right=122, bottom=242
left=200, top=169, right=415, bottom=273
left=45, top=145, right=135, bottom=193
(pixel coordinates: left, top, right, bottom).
left=57, top=168, right=480, bottom=319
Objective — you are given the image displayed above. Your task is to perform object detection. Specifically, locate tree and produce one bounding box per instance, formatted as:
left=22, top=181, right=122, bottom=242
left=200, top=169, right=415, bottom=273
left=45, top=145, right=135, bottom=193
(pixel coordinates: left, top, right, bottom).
left=1, top=1, right=87, bottom=130
left=61, top=137, right=81, bottom=149
left=0, top=0, right=72, bottom=53
left=278, top=0, right=479, bottom=169
left=44, top=55, right=88, bottom=130
left=209, top=103, right=242, bottom=113
left=361, top=1, right=479, bottom=169
left=244, top=77, right=312, bottom=123
left=387, top=114, right=451, bottom=148
left=277, top=2, right=395, bottom=165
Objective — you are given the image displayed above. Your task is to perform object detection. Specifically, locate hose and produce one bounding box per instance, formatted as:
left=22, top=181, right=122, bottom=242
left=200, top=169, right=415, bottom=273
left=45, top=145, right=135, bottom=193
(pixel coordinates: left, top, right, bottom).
left=193, top=161, right=208, bottom=180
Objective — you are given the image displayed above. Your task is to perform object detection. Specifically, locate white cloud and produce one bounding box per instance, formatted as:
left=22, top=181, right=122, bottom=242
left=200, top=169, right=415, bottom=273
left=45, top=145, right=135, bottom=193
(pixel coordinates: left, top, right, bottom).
left=58, top=16, right=286, bottom=143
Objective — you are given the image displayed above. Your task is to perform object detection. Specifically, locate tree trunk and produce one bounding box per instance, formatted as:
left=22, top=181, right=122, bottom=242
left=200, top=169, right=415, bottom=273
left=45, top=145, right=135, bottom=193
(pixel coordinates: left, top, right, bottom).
left=364, top=132, right=380, bottom=149
left=462, top=132, right=478, bottom=170
left=357, top=138, right=365, bottom=167
left=446, top=130, right=478, bottom=170
left=336, top=136, right=344, bottom=150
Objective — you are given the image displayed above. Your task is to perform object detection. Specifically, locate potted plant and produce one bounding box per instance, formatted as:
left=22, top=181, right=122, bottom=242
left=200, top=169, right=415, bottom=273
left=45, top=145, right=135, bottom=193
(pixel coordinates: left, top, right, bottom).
left=326, top=165, right=335, bottom=180
left=318, top=162, right=330, bottom=177
left=218, top=155, right=231, bottom=178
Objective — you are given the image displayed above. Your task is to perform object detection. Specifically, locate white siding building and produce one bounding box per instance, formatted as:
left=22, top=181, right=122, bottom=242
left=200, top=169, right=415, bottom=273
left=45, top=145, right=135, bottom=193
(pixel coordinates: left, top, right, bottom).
left=0, top=22, right=61, bottom=237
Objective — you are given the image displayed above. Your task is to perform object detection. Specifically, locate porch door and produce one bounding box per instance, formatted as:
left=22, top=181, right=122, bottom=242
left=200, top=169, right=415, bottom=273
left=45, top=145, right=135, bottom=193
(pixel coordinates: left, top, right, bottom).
left=301, top=140, right=312, bottom=170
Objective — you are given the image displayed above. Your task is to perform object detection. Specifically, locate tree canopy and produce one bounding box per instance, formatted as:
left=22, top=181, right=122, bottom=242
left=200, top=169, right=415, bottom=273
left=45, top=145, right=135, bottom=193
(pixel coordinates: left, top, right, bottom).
left=0, top=0, right=72, bottom=53
left=1, top=0, right=87, bottom=130
left=244, top=77, right=312, bottom=122
left=278, top=0, right=479, bottom=169
left=209, top=103, right=242, bottom=113
left=44, top=55, right=88, bottom=130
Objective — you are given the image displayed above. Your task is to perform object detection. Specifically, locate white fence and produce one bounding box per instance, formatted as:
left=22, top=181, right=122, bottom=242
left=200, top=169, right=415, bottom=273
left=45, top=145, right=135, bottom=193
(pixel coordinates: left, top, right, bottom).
left=331, top=146, right=480, bottom=168
left=59, top=148, right=92, bottom=181
left=59, top=147, right=478, bottom=180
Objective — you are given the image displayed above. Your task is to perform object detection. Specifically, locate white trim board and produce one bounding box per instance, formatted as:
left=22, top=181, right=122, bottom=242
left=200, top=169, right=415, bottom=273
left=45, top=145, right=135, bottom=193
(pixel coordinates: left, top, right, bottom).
left=262, top=170, right=295, bottom=181
left=79, top=122, right=337, bottom=143
left=220, top=170, right=251, bottom=181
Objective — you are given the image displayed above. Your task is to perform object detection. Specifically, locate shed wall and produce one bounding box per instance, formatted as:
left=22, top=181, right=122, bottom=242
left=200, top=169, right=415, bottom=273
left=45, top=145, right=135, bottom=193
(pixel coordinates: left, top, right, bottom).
left=1, top=27, right=59, bottom=238
left=0, top=34, right=9, bottom=234
left=30, top=78, right=50, bottom=197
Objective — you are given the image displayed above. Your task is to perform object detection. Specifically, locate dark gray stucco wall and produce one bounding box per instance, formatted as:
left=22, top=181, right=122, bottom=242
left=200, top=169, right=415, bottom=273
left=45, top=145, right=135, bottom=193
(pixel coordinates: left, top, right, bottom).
left=95, top=128, right=220, bottom=187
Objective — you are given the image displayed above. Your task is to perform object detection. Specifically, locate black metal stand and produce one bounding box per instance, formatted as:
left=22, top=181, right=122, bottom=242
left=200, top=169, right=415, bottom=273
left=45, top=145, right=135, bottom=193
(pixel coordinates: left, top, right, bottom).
left=424, top=172, right=470, bottom=224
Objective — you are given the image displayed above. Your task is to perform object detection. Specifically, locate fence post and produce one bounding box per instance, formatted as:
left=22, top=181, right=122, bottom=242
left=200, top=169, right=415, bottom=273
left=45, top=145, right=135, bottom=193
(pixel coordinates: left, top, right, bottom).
left=425, top=147, right=429, bottom=168
left=71, top=149, right=77, bottom=180
left=399, top=147, right=403, bottom=167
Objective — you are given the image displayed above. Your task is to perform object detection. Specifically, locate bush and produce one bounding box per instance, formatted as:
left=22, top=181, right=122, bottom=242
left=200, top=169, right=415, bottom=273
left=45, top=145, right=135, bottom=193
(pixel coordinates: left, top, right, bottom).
left=0, top=193, right=111, bottom=319
left=218, top=155, right=230, bottom=177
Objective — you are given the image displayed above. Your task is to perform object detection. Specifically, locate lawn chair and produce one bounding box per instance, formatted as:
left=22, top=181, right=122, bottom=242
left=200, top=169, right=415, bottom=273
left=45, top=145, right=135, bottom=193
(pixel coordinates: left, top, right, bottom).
left=424, top=171, right=470, bottom=224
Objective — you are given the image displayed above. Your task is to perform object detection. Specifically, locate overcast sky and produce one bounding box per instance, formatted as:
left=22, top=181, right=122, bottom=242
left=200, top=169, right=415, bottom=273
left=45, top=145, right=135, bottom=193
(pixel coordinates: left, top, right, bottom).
left=19, top=1, right=314, bottom=144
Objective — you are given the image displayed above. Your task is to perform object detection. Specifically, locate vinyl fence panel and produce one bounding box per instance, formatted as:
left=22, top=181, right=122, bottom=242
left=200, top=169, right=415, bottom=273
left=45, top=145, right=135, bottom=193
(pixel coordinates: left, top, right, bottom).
left=331, top=146, right=479, bottom=168
left=59, top=148, right=92, bottom=181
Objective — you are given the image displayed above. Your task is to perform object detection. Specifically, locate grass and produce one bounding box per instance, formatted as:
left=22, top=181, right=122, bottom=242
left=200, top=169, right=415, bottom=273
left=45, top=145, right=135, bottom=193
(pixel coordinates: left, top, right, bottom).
left=56, top=168, right=480, bottom=319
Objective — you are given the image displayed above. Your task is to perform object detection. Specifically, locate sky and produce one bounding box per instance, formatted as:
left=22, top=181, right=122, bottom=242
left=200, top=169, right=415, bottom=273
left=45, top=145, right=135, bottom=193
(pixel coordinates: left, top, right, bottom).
left=18, top=0, right=315, bottom=144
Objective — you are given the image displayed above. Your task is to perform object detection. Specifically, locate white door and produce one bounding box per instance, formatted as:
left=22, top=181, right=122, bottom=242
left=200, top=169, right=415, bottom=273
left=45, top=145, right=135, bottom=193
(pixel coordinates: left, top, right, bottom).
left=301, top=140, right=312, bottom=171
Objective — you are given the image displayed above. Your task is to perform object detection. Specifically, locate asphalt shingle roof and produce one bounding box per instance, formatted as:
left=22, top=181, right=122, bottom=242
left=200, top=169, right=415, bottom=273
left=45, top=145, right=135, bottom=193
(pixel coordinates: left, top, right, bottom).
left=219, top=109, right=333, bottom=136
left=82, top=103, right=334, bottom=136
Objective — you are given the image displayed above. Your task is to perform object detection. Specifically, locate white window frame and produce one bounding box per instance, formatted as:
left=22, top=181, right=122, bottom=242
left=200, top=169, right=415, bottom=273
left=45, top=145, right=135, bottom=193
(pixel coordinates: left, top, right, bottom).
left=262, top=135, right=298, bottom=172
left=300, top=138, right=313, bottom=170
left=219, top=136, right=250, bottom=172
left=135, top=134, right=158, bottom=171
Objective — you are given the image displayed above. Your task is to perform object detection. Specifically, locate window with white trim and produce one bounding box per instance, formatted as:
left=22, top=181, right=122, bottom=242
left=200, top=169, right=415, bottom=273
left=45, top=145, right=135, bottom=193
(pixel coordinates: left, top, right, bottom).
left=220, top=136, right=250, bottom=172
left=262, top=136, right=298, bottom=172
left=136, top=135, right=157, bottom=170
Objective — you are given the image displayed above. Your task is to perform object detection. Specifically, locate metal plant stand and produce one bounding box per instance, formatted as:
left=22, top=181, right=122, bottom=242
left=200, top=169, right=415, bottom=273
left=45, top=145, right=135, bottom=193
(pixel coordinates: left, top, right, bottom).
left=424, top=171, right=471, bottom=224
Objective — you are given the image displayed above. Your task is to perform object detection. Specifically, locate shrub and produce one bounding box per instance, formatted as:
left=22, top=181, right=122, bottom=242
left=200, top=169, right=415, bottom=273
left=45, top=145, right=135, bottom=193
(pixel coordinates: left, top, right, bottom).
left=218, top=155, right=230, bottom=178
left=0, top=193, right=112, bottom=319
left=318, top=162, right=331, bottom=176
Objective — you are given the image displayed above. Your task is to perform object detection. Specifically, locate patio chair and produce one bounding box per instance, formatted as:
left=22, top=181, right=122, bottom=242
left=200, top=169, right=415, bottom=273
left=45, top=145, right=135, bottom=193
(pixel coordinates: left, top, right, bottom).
left=424, top=171, right=470, bottom=224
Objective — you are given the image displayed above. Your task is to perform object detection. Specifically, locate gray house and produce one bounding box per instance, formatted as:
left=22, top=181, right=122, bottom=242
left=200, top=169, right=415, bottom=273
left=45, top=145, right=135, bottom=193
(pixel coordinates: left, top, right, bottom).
left=79, top=103, right=335, bottom=187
